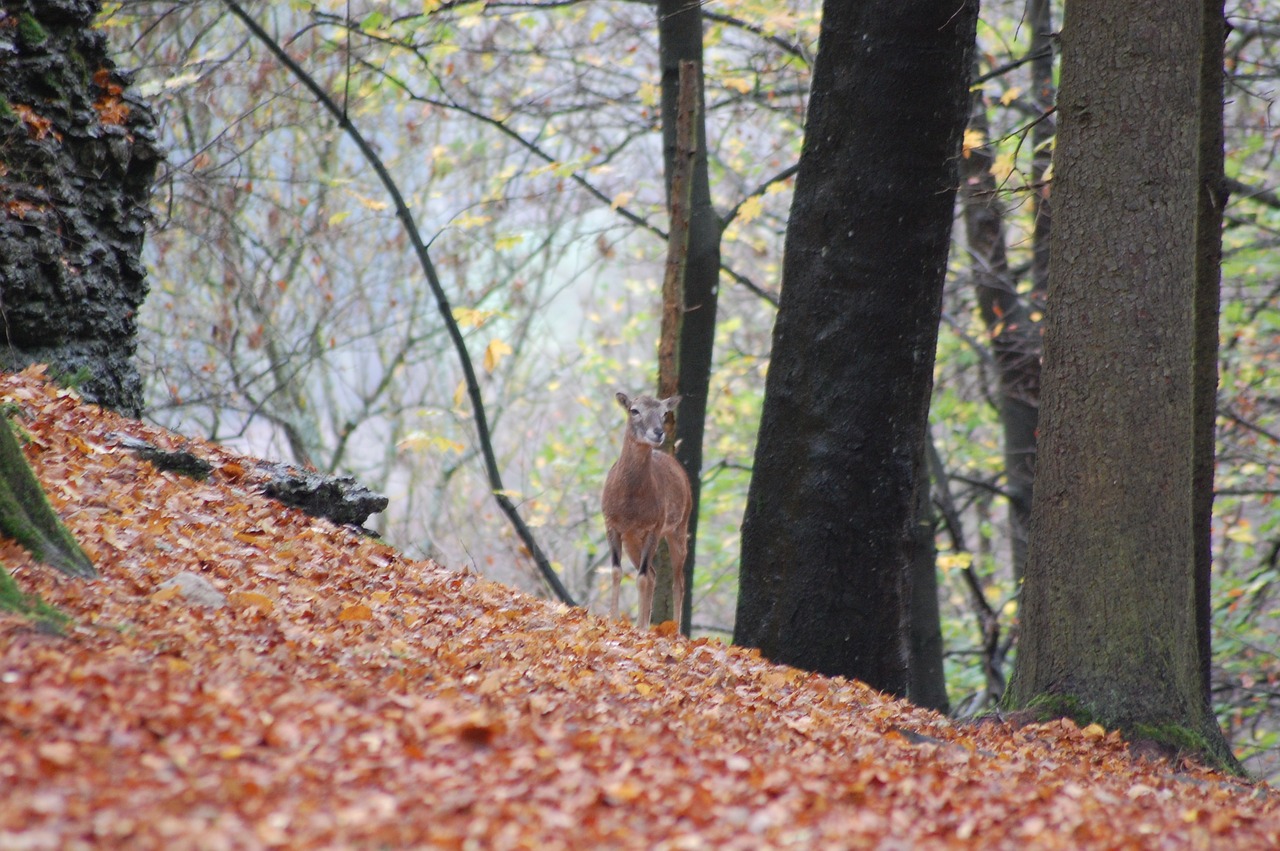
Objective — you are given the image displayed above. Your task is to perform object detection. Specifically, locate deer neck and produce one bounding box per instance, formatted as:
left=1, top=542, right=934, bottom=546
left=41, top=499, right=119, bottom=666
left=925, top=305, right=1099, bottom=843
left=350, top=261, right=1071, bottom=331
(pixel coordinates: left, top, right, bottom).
left=616, top=434, right=659, bottom=488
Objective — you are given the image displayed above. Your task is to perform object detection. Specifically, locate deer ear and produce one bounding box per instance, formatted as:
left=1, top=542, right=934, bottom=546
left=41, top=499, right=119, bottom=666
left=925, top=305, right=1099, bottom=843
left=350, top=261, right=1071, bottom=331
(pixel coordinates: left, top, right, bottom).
left=663, top=395, right=682, bottom=412
left=615, top=392, right=630, bottom=409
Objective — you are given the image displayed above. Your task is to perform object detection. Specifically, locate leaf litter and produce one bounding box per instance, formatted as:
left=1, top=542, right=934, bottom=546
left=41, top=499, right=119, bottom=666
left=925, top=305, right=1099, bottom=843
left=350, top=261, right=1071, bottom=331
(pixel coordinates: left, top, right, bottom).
left=0, top=366, right=1276, bottom=849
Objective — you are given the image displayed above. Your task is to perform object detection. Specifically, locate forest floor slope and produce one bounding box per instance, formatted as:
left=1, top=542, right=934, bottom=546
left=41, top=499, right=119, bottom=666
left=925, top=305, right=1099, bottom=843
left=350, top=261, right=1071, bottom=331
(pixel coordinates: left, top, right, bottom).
left=0, top=367, right=1276, bottom=849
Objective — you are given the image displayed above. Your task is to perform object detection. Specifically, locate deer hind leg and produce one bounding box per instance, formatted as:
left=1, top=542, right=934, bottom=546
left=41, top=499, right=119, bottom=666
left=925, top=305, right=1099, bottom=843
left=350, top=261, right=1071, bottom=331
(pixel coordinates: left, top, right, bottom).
left=607, top=528, right=623, bottom=620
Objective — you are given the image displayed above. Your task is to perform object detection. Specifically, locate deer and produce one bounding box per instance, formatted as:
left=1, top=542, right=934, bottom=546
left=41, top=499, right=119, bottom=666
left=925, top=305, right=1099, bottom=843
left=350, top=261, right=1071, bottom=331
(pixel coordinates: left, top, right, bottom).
left=601, top=392, right=693, bottom=630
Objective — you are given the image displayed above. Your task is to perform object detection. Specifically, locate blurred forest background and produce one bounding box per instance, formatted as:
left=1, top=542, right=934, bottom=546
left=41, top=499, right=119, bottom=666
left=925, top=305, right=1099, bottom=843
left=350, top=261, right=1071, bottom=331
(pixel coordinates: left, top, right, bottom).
left=99, top=1, right=1280, bottom=776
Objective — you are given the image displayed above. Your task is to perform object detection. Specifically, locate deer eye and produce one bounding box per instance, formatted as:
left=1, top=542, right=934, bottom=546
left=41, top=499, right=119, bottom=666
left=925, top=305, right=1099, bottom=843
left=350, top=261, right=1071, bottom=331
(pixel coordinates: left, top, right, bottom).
left=630, top=409, right=640, bottom=417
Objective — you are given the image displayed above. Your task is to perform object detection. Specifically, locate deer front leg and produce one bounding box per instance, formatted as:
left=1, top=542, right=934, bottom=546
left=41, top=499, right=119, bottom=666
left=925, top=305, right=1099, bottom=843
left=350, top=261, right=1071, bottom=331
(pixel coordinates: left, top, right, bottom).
left=636, top=533, right=658, bottom=629
left=636, top=569, right=656, bottom=630
left=607, top=528, right=623, bottom=620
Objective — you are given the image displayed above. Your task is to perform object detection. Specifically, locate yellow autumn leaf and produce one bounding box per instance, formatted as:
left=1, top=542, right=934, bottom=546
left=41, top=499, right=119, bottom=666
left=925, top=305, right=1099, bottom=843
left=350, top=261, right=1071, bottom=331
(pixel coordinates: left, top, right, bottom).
left=338, top=603, right=373, bottom=622
left=992, top=151, right=1018, bottom=182
left=937, top=552, right=973, bottom=572
left=453, top=379, right=468, bottom=409
left=1000, top=86, right=1023, bottom=106
left=737, top=195, right=763, bottom=225
left=610, top=190, right=635, bottom=211
left=452, top=306, right=500, bottom=329
left=526, top=161, right=559, bottom=180
left=637, top=82, right=660, bottom=108
left=484, top=338, right=513, bottom=374
left=435, top=435, right=464, bottom=453
left=494, top=233, right=524, bottom=251
left=552, top=159, right=584, bottom=178
left=962, top=128, right=985, bottom=159
left=327, top=210, right=350, bottom=227
left=454, top=211, right=492, bottom=230
left=723, top=76, right=753, bottom=95
left=353, top=193, right=388, bottom=211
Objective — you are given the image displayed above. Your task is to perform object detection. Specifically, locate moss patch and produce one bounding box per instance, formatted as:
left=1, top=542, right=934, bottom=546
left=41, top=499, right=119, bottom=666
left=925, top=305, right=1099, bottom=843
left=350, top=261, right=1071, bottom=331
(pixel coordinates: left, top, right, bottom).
left=1016, top=693, right=1098, bottom=727
left=1132, top=722, right=1214, bottom=754
left=0, top=411, right=96, bottom=578
left=17, top=13, right=49, bottom=49
left=51, top=365, right=94, bottom=394
left=1004, top=692, right=1245, bottom=777
left=0, top=563, right=69, bottom=633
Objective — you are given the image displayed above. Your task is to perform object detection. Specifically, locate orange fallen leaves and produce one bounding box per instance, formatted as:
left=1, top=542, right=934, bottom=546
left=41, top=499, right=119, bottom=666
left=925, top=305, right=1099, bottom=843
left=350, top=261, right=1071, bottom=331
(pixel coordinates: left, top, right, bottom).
left=13, top=104, right=60, bottom=142
left=0, top=365, right=1277, bottom=849
left=338, top=602, right=373, bottom=622
left=92, top=67, right=131, bottom=126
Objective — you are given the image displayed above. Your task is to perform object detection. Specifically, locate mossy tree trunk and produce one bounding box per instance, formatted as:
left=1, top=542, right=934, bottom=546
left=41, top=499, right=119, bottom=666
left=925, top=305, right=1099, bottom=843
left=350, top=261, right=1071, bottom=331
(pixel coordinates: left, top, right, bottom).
left=0, top=412, right=93, bottom=578
left=0, top=0, right=160, bottom=416
left=1003, top=0, right=1235, bottom=770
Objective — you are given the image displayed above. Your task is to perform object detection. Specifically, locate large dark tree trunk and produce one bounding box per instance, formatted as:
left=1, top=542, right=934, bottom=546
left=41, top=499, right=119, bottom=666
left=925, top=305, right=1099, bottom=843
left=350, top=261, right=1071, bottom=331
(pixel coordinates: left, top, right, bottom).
left=734, top=0, right=977, bottom=695
left=0, top=0, right=160, bottom=417
left=651, top=0, right=721, bottom=634
left=1003, top=0, right=1235, bottom=770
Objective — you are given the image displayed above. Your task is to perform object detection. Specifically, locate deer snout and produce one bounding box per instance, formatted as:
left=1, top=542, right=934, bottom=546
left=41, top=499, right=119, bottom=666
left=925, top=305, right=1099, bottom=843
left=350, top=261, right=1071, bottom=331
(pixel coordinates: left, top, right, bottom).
left=646, top=427, right=665, bottom=446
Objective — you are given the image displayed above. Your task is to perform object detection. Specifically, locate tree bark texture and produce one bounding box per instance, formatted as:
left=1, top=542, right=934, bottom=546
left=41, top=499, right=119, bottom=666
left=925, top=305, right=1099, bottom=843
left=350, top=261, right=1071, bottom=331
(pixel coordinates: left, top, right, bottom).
left=734, top=0, right=978, bottom=694
left=1193, top=0, right=1227, bottom=702
left=1004, top=0, right=1233, bottom=766
left=0, top=0, right=161, bottom=417
left=657, top=0, right=721, bottom=634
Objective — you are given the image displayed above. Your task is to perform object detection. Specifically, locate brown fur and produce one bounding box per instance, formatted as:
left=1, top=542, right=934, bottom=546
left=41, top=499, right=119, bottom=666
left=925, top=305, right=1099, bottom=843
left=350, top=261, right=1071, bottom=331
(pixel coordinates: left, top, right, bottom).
left=601, top=392, right=693, bottom=629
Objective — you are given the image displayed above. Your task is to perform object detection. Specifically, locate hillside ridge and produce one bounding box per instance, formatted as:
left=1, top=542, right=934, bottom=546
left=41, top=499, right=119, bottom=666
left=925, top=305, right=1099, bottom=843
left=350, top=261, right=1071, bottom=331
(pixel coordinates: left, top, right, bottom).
left=1, top=367, right=1276, bottom=849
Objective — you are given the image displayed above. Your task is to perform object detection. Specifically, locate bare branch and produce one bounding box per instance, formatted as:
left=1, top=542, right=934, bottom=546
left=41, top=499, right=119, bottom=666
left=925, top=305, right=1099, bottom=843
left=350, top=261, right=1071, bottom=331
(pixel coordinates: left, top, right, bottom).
left=221, top=0, right=577, bottom=607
